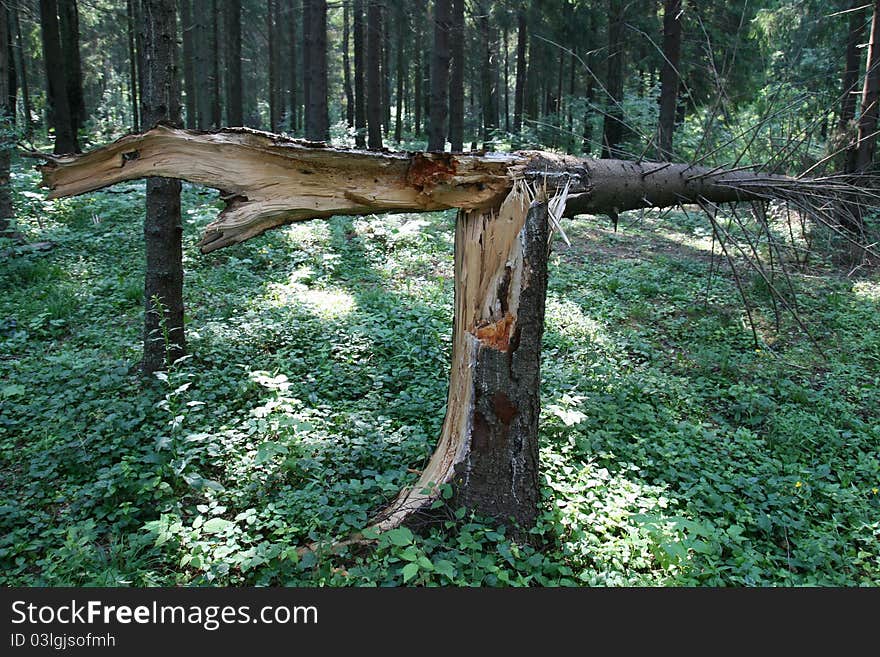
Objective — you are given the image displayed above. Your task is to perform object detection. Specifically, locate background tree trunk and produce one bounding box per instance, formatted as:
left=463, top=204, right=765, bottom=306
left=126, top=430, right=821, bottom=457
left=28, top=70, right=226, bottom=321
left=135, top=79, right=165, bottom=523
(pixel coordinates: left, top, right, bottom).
left=180, top=0, right=197, bottom=128
left=366, top=0, right=383, bottom=149
left=428, top=0, right=451, bottom=151
left=657, top=0, right=682, bottom=161
left=11, top=1, right=31, bottom=138
left=288, top=0, right=299, bottom=132
left=353, top=0, right=366, bottom=147
left=343, top=1, right=354, bottom=129
left=413, top=7, right=422, bottom=138
left=840, top=0, right=866, bottom=131
left=381, top=4, right=390, bottom=133
left=39, top=0, right=78, bottom=154
left=304, top=0, right=328, bottom=141
left=0, top=4, right=12, bottom=236
left=138, top=0, right=184, bottom=374
left=210, top=0, right=222, bottom=128
left=601, top=0, right=626, bottom=159
left=268, top=0, right=279, bottom=132
left=513, top=10, right=527, bottom=135
left=855, top=0, right=880, bottom=172
left=225, top=0, right=243, bottom=126
left=448, top=0, right=464, bottom=151
left=126, top=0, right=140, bottom=132
left=477, top=3, right=497, bottom=148
left=393, top=2, right=405, bottom=143
left=58, top=0, right=85, bottom=134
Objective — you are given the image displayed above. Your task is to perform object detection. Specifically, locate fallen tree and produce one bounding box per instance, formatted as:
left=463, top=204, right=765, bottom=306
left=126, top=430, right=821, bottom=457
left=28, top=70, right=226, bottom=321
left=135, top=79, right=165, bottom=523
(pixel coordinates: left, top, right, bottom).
left=31, top=125, right=877, bottom=541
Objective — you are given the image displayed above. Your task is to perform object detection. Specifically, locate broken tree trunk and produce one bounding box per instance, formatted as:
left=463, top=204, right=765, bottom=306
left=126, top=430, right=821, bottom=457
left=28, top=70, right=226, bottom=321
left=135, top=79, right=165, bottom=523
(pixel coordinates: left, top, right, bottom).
left=30, top=125, right=871, bottom=537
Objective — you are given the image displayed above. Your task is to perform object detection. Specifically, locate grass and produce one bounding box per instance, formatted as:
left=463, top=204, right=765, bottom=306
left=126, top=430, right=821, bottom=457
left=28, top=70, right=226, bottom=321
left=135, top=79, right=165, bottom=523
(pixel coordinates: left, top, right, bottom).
left=1, top=158, right=878, bottom=586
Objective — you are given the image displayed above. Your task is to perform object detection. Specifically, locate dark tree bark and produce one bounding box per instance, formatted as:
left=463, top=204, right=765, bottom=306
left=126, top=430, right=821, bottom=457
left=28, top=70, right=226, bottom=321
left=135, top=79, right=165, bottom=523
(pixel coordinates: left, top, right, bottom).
left=211, top=0, right=222, bottom=128
left=192, top=10, right=211, bottom=129
left=225, top=0, right=243, bottom=126
left=428, top=0, right=451, bottom=151
left=413, top=8, right=422, bottom=137
left=855, top=0, right=880, bottom=172
left=381, top=4, right=390, bottom=132
left=39, top=0, right=78, bottom=154
left=393, top=2, right=405, bottom=143
left=448, top=0, right=464, bottom=151
left=366, top=0, right=383, bottom=149
left=504, top=24, right=511, bottom=134
left=0, top=5, right=12, bottom=235
left=137, top=0, right=184, bottom=374
left=289, top=0, right=299, bottom=132
left=302, top=0, right=311, bottom=132
left=657, top=0, right=682, bottom=161
left=513, top=10, right=527, bottom=134
left=477, top=3, right=497, bottom=148
left=268, top=0, right=279, bottom=132
left=11, top=1, right=31, bottom=138
left=304, top=0, right=328, bottom=141
left=601, top=0, right=626, bottom=159
left=126, top=0, right=140, bottom=132
left=343, top=1, right=354, bottom=129
left=840, top=1, right=866, bottom=131
left=353, top=0, right=366, bottom=147
left=58, top=0, right=85, bottom=133
left=180, top=0, right=197, bottom=128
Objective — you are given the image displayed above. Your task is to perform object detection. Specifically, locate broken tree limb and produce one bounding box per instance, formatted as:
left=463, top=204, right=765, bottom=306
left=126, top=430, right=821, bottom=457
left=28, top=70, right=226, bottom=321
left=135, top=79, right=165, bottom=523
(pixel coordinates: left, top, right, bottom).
left=31, top=125, right=833, bottom=254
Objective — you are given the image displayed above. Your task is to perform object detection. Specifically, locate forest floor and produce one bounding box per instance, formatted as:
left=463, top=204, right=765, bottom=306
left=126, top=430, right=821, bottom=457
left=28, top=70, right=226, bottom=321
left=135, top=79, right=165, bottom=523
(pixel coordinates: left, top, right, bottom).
left=1, top=159, right=879, bottom=586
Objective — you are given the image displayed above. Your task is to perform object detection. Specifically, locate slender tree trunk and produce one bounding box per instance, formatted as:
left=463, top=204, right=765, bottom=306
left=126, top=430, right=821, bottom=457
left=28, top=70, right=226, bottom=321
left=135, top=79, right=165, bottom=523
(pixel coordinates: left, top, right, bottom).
left=126, top=0, right=140, bottom=132
left=211, top=0, right=222, bottom=128
left=353, top=0, right=366, bottom=147
left=567, top=48, right=574, bottom=134
left=225, top=0, right=243, bottom=125
left=393, top=2, right=405, bottom=143
left=39, top=0, right=77, bottom=154
left=303, top=0, right=328, bottom=141
left=289, top=0, right=298, bottom=132
left=268, top=0, right=279, bottom=132
left=137, top=0, right=184, bottom=375
left=657, top=0, right=682, bottom=161
left=428, top=0, right=451, bottom=151
left=448, top=0, right=464, bottom=151
left=381, top=4, right=390, bottom=133
left=601, top=0, right=625, bottom=159
left=11, top=1, right=31, bottom=138
left=840, top=1, right=866, bottom=130
left=504, top=24, right=510, bottom=134
left=302, top=0, right=311, bottom=133
left=477, top=3, right=497, bottom=148
left=855, top=0, right=880, bottom=172
left=413, top=9, right=422, bottom=137
left=0, top=5, right=12, bottom=235
left=343, top=2, right=354, bottom=129
left=58, top=0, right=85, bottom=134
left=513, top=10, right=526, bottom=134
left=180, top=0, right=197, bottom=128
left=366, top=0, right=383, bottom=149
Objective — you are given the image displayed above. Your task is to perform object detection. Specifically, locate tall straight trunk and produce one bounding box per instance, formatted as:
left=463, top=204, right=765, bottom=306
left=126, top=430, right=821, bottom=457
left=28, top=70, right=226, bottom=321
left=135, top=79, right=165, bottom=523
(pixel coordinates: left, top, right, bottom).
left=302, top=0, right=311, bottom=132
left=268, top=0, right=279, bottom=132
left=58, top=0, right=85, bottom=133
left=381, top=4, right=390, bottom=132
left=126, top=0, right=139, bottom=132
left=840, top=1, right=866, bottom=130
left=304, top=0, right=328, bottom=141
left=567, top=48, right=575, bottom=134
left=11, top=1, right=31, bottom=137
left=39, top=0, right=77, bottom=154
left=138, top=0, right=184, bottom=374
left=503, top=24, right=510, bottom=133
left=353, top=0, right=366, bottom=147
left=601, top=0, right=625, bottom=159
left=513, top=10, right=526, bottom=134
left=657, top=0, right=682, bottom=161
left=393, top=2, right=405, bottom=142
left=855, top=0, right=880, bottom=172
left=448, top=0, right=464, bottom=151
left=366, top=0, right=383, bottom=149
left=428, top=0, right=451, bottom=151
left=524, top=23, right=538, bottom=122
left=225, top=0, right=243, bottom=125
left=180, top=0, right=197, bottom=128
left=477, top=4, right=497, bottom=147
left=192, top=9, right=211, bottom=128
left=343, top=2, right=354, bottom=128
left=211, top=0, right=222, bottom=128
left=289, top=0, right=298, bottom=132
left=0, top=5, right=12, bottom=235
left=413, top=10, right=422, bottom=137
